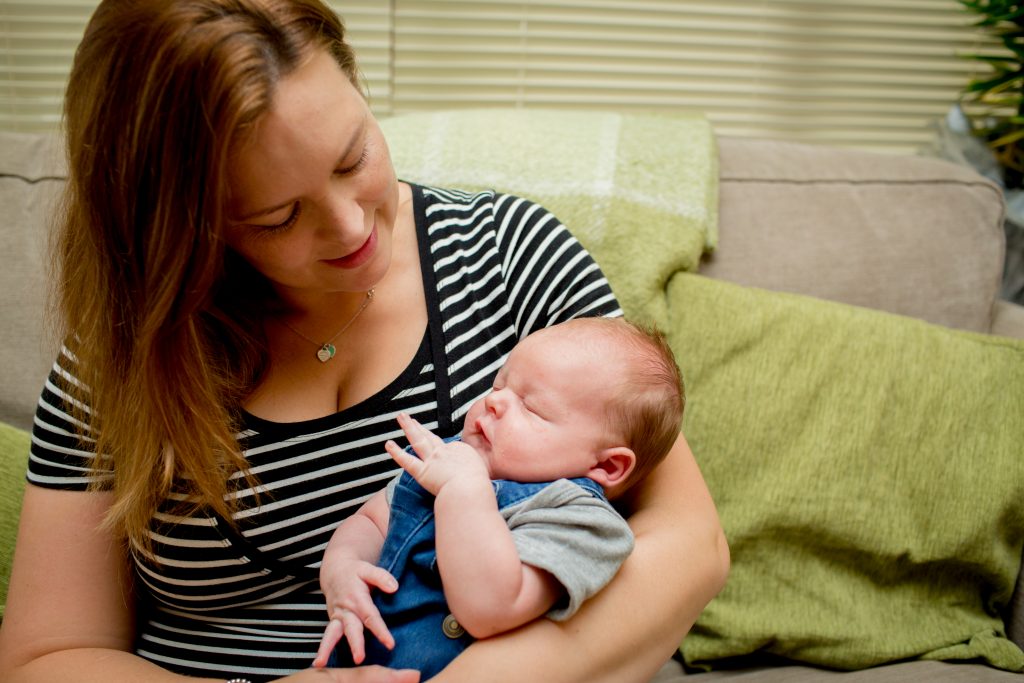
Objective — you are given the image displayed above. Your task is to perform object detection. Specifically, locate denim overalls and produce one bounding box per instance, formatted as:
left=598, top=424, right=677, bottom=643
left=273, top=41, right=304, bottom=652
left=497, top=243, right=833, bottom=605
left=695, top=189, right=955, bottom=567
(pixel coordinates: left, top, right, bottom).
left=333, top=468, right=603, bottom=680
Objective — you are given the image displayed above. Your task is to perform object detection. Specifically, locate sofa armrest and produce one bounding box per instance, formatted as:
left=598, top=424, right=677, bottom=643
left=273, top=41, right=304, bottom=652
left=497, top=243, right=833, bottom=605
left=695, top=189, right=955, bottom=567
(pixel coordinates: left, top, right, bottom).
left=704, top=137, right=1006, bottom=334
left=0, top=132, right=65, bottom=431
left=993, top=300, right=1024, bottom=340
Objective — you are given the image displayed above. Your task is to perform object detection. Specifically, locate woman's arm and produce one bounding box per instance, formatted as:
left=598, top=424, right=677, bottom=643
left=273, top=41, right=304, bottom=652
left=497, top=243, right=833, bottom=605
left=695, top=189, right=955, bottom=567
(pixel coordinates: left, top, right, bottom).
left=0, top=485, right=184, bottom=682
left=0, top=486, right=420, bottom=683
left=431, top=432, right=729, bottom=683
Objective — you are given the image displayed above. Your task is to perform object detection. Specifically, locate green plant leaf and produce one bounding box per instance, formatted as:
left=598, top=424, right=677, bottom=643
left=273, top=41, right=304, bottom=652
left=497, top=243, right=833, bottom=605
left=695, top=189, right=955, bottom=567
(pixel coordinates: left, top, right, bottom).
left=965, top=72, right=1024, bottom=92
left=989, top=128, right=1024, bottom=148
left=961, top=54, right=1019, bottom=64
left=957, top=0, right=1024, bottom=187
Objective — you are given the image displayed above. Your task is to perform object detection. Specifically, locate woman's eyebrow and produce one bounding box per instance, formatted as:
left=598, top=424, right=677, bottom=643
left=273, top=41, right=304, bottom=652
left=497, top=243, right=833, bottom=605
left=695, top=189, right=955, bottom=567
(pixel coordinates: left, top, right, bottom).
left=333, top=115, right=367, bottom=169
left=234, top=117, right=367, bottom=222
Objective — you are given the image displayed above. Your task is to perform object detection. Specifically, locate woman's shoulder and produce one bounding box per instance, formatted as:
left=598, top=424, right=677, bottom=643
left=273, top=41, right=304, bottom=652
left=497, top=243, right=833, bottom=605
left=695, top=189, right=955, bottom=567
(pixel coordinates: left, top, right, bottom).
left=411, top=183, right=549, bottom=221
left=28, top=346, right=114, bottom=490
left=412, top=183, right=564, bottom=256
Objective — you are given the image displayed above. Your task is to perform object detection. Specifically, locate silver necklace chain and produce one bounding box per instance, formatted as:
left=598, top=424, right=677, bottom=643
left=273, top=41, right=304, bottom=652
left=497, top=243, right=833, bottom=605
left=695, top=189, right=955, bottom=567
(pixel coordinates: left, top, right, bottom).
left=280, top=288, right=375, bottom=363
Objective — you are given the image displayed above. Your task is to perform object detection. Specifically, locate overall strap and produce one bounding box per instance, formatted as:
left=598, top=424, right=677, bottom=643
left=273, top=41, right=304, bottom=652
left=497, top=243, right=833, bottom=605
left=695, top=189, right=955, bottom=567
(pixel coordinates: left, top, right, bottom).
left=410, top=183, right=456, bottom=436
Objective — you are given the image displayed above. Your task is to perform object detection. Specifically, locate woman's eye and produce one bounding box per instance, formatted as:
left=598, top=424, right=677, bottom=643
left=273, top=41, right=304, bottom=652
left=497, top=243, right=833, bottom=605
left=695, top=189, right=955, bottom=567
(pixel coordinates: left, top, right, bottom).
left=259, top=203, right=301, bottom=232
left=336, top=148, right=369, bottom=176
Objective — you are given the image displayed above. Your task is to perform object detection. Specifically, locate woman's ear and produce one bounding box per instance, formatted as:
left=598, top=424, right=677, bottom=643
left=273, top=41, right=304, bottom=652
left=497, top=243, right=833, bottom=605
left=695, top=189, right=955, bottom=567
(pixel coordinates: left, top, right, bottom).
left=587, top=446, right=636, bottom=490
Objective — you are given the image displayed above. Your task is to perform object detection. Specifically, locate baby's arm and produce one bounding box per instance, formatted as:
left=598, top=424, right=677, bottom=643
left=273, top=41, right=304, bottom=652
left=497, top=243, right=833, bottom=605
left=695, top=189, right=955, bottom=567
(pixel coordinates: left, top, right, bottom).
left=385, top=413, right=563, bottom=639
left=314, top=489, right=397, bottom=667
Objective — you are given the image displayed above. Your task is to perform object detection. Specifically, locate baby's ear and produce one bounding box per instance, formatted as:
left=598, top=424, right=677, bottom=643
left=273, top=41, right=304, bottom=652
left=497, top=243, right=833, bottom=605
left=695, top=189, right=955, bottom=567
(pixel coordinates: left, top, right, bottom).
left=587, top=446, right=636, bottom=490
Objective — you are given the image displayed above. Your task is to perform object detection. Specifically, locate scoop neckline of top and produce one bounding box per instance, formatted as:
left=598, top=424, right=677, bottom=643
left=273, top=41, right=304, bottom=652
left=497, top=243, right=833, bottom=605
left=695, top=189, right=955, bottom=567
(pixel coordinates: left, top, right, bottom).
left=239, top=327, right=430, bottom=436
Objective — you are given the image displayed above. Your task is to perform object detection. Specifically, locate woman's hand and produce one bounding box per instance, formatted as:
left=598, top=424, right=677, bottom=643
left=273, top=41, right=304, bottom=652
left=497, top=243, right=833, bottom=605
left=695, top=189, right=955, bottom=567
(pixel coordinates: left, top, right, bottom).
left=273, top=665, right=420, bottom=682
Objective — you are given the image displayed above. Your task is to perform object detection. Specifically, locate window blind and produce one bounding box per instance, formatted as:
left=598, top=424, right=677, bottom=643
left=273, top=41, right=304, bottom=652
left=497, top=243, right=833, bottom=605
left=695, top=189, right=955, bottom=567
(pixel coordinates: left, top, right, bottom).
left=0, top=1, right=392, bottom=130
left=0, top=1, right=95, bottom=132
left=390, top=0, right=991, bottom=154
left=0, top=0, right=999, bottom=155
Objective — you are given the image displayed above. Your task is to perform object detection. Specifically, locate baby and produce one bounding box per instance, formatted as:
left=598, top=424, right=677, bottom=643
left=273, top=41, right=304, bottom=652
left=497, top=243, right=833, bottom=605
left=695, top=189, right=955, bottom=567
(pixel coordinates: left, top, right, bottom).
left=315, top=317, right=684, bottom=678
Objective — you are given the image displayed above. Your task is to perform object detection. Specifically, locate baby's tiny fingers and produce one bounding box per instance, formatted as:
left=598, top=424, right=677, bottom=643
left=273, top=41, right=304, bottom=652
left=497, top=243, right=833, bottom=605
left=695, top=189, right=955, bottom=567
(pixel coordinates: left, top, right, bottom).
left=398, top=417, right=444, bottom=457
left=312, top=618, right=343, bottom=668
left=339, top=609, right=367, bottom=664
left=363, top=566, right=398, bottom=594
left=363, top=610, right=396, bottom=651
left=384, top=439, right=406, bottom=461
left=387, top=440, right=424, bottom=477
left=397, top=413, right=433, bottom=442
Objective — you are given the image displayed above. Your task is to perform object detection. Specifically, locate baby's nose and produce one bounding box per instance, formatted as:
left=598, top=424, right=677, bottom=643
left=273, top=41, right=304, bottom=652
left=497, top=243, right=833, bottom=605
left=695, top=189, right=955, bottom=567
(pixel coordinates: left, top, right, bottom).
left=484, top=389, right=506, bottom=416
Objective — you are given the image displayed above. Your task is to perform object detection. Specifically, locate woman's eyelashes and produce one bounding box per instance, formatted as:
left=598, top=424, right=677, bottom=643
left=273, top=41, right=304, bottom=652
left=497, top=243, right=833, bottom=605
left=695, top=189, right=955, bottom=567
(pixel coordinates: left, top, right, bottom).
left=258, top=202, right=302, bottom=233
left=336, top=147, right=368, bottom=175
left=249, top=148, right=366, bottom=234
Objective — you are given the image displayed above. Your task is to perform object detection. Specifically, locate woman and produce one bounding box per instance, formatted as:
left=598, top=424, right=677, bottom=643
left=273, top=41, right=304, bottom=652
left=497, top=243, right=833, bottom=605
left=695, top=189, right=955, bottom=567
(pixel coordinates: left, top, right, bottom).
left=0, top=1, right=729, bottom=682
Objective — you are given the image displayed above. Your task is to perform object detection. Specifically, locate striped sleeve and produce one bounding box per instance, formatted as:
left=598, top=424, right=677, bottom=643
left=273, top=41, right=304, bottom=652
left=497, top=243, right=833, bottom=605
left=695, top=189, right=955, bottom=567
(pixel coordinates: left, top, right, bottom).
left=491, top=192, right=622, bottom=337
left=27, top=346, right=113, bottom=490
left=419, top=186, right=621, bottom=428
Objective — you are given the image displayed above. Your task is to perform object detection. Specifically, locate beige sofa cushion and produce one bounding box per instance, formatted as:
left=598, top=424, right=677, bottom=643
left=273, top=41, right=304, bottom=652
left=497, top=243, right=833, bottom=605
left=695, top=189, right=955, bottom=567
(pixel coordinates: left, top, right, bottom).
left=993, top=299, right=1024, bottom=340
left=705, top=137, right=1005, bottom=333
left=0, top=132, right=64, bottom=431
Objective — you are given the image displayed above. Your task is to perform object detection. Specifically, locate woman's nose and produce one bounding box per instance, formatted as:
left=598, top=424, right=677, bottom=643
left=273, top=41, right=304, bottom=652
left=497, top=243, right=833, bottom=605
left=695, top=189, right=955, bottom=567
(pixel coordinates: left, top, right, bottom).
left=318, top=191, right=365, bottom=240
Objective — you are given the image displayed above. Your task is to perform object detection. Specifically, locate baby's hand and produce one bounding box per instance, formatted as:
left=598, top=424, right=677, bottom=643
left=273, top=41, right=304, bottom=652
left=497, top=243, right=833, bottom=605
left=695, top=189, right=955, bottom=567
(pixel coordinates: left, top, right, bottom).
left=314, top=559, right=397, bottom=668
left=384, top=413, right=490, bottom=496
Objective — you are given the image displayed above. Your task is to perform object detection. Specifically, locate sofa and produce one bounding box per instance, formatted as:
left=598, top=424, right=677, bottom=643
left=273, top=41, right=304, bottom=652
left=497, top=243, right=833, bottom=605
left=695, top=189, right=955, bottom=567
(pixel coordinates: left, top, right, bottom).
left=2, top=110, right=1023, bottom=682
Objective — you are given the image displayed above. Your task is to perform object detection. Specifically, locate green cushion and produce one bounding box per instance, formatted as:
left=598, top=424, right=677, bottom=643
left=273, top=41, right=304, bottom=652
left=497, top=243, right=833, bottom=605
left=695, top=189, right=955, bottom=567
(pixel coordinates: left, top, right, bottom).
left=668, top=273, right=1024, bottom=672
left=0, top=421, right=30, bottom=620
left=381, top=108, right=718, bottom=325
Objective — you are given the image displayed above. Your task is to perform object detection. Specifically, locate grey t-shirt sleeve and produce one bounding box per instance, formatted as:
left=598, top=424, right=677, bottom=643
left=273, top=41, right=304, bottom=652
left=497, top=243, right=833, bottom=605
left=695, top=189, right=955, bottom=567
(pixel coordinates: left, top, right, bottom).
left=500, top=479, right=635, bottom=621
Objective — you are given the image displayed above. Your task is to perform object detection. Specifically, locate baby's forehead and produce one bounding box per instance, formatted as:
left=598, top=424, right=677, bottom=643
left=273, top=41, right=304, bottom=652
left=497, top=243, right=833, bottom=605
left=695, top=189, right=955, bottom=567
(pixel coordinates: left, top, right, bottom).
left=509, top=325, right=632, bottom=378
left=529, top=319, right=632, bottom=354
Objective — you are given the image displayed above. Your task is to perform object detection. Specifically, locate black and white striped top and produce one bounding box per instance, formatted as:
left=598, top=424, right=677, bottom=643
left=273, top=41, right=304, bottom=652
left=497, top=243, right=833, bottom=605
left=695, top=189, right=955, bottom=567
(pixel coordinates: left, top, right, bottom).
left=28, top=184, right=622, bottom=681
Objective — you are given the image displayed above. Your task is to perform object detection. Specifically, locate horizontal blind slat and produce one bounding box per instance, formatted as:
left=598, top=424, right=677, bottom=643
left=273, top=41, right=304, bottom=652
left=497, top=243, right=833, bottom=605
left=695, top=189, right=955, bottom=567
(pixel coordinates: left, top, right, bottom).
left=0, top=1, right=393, bottom=131
left=0, top=0, right=999, bottom=156
left=390, top=0, right=986, bottom=154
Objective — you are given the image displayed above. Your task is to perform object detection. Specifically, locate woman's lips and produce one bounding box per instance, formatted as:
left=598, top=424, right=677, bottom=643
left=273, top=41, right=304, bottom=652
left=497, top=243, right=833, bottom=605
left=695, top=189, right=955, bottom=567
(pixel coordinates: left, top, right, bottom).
left=324, top=227, right=378, bottom=269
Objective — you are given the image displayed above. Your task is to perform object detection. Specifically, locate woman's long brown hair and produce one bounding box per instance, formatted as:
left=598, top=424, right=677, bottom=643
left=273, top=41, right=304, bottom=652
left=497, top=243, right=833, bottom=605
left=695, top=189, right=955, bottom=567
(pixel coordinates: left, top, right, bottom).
left=57, top=0, right=361, bottom=553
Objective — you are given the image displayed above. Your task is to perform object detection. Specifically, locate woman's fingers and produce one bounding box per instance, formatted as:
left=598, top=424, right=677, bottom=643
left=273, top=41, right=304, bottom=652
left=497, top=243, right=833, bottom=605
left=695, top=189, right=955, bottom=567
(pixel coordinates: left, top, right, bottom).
left=278, top=664, right=421, bottom=681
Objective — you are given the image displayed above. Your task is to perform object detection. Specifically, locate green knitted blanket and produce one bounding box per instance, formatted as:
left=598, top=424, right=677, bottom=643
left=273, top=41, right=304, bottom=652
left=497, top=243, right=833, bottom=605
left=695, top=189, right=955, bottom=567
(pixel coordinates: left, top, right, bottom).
left=381, top=108, right=718, bottom=326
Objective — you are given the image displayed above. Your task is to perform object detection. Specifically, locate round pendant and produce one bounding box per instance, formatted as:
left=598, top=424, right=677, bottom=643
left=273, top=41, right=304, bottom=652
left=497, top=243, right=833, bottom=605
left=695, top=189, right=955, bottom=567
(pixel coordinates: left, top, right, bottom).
left=316, top=343, right=336, bottom=363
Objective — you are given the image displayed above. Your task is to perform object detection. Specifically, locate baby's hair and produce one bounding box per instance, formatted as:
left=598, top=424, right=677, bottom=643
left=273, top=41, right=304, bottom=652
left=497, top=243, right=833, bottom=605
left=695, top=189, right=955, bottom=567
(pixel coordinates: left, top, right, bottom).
left=558, top=317, right=685, bottom=489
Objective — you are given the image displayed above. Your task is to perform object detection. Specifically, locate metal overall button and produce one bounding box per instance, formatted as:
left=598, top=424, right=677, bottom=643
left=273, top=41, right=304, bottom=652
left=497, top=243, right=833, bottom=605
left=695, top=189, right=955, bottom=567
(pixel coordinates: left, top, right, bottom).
left=441, top=613, right=465, bottom=639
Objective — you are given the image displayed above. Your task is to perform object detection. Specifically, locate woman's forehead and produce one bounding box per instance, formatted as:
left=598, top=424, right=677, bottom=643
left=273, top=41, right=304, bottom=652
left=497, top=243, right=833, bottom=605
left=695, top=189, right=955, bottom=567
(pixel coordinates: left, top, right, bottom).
left=227, top=52, right=366, bottom=217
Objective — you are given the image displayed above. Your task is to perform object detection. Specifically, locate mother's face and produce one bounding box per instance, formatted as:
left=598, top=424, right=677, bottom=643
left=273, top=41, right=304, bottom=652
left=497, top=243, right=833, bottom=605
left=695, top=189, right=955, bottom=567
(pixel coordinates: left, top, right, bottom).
left=223, top=50, right=400, bottom=304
